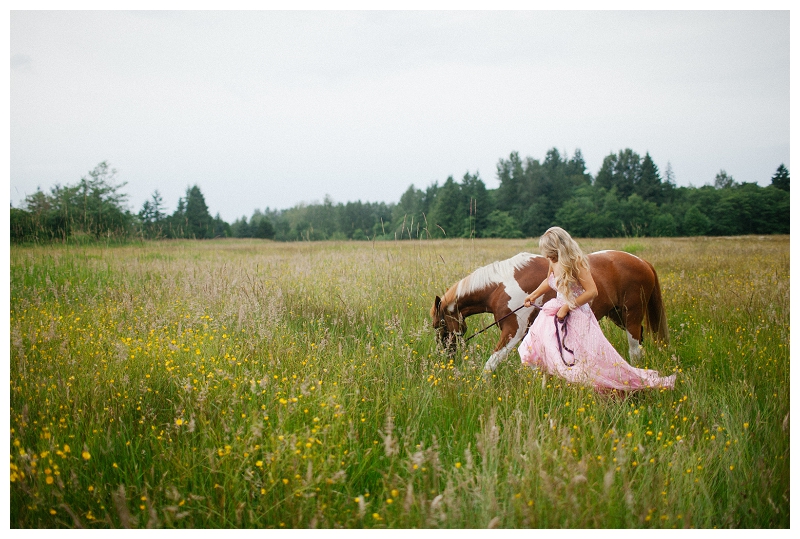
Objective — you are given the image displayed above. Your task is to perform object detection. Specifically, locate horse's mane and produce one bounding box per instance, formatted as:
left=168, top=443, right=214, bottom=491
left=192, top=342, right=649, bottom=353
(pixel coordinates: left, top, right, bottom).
left=442, top=252, right=539, bottom=306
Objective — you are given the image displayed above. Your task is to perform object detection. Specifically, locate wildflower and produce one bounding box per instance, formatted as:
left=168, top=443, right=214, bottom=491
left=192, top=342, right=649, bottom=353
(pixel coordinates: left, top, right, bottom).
left=82, top=451, right=91, bottom=461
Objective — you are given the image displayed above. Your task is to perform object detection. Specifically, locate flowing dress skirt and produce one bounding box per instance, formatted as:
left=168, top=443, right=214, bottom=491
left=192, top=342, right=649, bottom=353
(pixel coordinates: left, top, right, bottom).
left=519, top=298, right=675, bottom=392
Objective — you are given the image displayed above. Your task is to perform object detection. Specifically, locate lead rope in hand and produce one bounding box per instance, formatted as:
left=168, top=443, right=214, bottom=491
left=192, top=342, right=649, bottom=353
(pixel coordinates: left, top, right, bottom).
left=554, top=312, right=576, bottom=367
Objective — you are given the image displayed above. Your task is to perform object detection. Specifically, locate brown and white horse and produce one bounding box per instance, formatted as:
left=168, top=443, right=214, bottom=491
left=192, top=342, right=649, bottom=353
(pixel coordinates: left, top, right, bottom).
left=431, top=251, right=669, bottom=371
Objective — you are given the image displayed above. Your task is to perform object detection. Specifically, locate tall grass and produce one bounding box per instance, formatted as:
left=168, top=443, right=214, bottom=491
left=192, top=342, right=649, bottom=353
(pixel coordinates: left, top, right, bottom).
left=9, top=236, right=789, bottom=528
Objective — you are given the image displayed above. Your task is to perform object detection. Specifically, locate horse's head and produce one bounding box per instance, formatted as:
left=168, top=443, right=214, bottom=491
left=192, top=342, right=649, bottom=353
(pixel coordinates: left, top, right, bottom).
left=431, top=295, right=466, bottom=355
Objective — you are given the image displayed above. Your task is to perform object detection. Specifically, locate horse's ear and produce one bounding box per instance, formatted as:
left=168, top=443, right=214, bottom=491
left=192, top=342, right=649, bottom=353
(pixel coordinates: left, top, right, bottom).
left=434, top=295, right=441, bottom=310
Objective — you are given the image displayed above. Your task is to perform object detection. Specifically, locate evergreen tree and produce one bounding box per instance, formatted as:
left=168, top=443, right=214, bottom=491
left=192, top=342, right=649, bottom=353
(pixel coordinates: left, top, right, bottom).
left=662, top=161, right=677, bottom=204
left=664, top=161, right=675, bottom=186
left=771, top=164, right=789, bottom=192
left=714, top=170, right=736, bottom=189
left=212, top=213, right=231, bottom=238
left=494, top=151, right=525, bottom=214
left=169, top=197, right=187, bottom=238
left=636, top=152, right=662, bottom=203
left=595, top=149, right=641, bottom=200
left=460, top=172, right=491, bottom=237
left=594, top=154, right=617, bottom=192
left=566, top=149, right=589, bottom=178
left=231, top=216, right=252, bottom=238
left=392, top=185, right=425, bottom=239
left=250, top=217, right=272, bottom=238
left=429, top=176, right=464, bottom=237
left=184, top=185, right=213, bottom=239
left=138, top=190, right=166, bottom=238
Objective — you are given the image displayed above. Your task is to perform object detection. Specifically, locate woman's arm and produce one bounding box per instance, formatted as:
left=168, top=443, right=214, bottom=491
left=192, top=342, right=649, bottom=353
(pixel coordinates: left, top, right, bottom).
left=556, top=264, right=598, bottom=319
left=523, top=260, right=554, bottom=307
left=523, top=277, right=551, bottom=308
left=574, top=265, right=598, bottom=307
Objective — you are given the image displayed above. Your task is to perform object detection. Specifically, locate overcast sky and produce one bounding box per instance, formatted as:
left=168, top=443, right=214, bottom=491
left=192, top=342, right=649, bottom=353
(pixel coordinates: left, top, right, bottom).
left=9, top=10, right=790, bottom=223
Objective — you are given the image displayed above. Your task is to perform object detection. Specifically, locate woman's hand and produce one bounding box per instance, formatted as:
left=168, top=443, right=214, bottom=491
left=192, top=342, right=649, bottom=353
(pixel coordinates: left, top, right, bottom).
left=556, top=304, right=570, bottom=320
left=525, top=277, right=550, bottom=308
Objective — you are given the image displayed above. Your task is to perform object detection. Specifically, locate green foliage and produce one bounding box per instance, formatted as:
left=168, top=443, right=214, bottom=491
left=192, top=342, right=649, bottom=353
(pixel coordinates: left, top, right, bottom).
left=682, top=206, right=711, bottom=236
left=595, top=149, right=641, bottom=200
left=10, top=207, right=43, bottom=243
left=714, top=170, right=736, bottom=190
left=138, top=191, right=167, bottom=239
left=11, top=154, right=790, bottom=245
left=212, top=213, right=232, bottom=238
left=12, top=162, right=134, bottom=243
left=637, top=153, right=663, bottom=203
left=10, top=163, right=230, bottom=243
left=184, top=185, right=214, bottom=239
left=252, top=216, right=275, bottom=239
left=494, top=148, right=592, bottom=237
left=231, top=210, right=273, bottom=240
left=771, top=164, right=789, bottom=192
left=483, top=210, right=523, bottom=238
left=267, top=198, right=393, bottom=241
left=650, top=213, right=677, bottom=237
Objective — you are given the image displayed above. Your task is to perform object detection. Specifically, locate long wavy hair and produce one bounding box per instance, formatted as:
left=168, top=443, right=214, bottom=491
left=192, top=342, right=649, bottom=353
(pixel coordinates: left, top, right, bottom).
left=539, top=226, right=590, bottom=308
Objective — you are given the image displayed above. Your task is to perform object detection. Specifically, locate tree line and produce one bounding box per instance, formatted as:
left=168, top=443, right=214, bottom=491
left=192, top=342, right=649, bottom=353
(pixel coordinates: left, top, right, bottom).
left=10, top=150, right=790, bottom=244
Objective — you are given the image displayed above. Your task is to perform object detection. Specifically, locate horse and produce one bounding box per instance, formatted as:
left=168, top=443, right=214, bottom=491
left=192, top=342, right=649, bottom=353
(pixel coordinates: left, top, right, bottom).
left=430, top=250, right=669, bottom=372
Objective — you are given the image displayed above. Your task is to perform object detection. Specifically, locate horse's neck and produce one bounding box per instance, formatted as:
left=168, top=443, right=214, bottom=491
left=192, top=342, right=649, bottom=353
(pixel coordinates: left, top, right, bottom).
left=449, top=284, right=498, bottom=317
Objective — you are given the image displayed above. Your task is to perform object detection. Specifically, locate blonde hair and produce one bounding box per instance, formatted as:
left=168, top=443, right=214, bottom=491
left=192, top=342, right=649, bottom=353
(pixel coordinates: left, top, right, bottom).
left=539, top=226, right=590, bottom=308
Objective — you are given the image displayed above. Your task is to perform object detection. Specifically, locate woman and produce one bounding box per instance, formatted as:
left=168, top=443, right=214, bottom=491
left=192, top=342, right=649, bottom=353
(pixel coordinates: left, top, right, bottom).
left=519, top=227, right=675, bottom=392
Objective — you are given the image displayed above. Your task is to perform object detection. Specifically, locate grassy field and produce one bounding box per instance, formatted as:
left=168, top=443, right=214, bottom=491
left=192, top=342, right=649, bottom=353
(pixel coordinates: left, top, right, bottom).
left=9, top=236, right=790, bottom=528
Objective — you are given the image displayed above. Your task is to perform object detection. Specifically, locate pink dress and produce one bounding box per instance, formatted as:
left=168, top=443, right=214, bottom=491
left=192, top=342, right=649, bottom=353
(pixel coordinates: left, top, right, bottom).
left=519, top=273, right=675, bottom=392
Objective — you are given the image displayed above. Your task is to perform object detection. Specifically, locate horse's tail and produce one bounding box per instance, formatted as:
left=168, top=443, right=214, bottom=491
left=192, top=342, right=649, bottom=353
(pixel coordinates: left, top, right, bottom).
left=645, top=261, right=669, bottom=345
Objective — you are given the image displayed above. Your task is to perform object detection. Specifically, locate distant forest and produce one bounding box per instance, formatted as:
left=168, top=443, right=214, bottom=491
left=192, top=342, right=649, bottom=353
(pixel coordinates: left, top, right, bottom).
left=10, top=148, right=790, bottom=243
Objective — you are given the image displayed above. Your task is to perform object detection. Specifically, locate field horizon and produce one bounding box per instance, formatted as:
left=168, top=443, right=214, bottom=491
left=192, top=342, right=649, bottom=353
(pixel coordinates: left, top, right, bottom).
left=9, top=235, right=790, bottom=528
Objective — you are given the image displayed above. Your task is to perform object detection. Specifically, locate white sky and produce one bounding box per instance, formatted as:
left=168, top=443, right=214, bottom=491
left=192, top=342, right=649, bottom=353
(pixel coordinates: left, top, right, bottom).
left=8, top=8, right=791, bottom=223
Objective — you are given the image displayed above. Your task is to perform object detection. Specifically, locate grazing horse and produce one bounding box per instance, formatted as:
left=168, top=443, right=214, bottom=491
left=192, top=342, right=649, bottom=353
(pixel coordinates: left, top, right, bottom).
left=431, top=251, right=669, bottom=372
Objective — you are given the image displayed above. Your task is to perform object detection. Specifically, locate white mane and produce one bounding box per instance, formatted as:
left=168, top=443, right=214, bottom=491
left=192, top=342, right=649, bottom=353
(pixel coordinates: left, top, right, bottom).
left=452, top=252, right=539, bottom=301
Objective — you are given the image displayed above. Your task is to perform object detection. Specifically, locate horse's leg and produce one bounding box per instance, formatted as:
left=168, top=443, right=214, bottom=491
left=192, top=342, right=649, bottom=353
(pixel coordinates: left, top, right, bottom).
left=624, top=300, right=645, bottom=363
left=605, top=306, right=625, bottom=331
left=483, top=312, right=529, bottom=372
